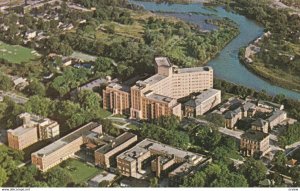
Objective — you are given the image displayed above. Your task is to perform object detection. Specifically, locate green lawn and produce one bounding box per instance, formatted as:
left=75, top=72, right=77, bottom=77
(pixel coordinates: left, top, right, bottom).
left=99, top=108, right=112, bottom=118
left=127, top=124, right=141, bottom=131
left=63, top=159, right=102, bottom=183
left=0, top=41, right=40, bottom=64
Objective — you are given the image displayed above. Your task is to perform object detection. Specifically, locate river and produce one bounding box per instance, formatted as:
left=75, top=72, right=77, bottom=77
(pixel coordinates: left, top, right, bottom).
left=130, top=0, right=300, bottom=100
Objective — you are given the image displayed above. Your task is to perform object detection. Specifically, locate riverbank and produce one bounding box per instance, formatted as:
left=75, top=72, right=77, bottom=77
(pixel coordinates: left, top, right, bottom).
left=229, top=0, right=300, bottom=93
left=240, top=57, right=300, bottom=93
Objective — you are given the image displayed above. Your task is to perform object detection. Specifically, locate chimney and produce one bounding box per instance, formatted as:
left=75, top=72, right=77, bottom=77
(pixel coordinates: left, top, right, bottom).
left=111, top=141, right=116, bottom=148
left=156, top=156, right=161, bottom=178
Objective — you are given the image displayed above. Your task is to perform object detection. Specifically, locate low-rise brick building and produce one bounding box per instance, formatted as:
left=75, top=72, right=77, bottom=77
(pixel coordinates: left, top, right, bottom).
left=240, top=130, right=270, bottom=157
left=7, top=113, right=59, bottom=150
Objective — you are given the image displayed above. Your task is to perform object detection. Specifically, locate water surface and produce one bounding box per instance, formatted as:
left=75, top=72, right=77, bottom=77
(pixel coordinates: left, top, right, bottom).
left=130, top=0, right=300, bottom=100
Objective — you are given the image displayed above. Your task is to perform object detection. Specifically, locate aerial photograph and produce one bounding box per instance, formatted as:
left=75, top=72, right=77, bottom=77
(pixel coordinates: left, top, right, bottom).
left=0, top=0, right=299, bottom=190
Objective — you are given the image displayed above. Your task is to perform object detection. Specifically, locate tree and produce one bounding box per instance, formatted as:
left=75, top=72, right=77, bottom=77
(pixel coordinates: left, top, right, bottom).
left=204, top=113, right=225, bottom=127
left=25, top=79, right=46, bottom=96
left=0, top=74, right=14, bottom=91
left=77, top=90, right=101, bottom=113
left=291, top=166, right=300, bottom=186
left=45, top=167, right=72, bottom=187
left=272, top=151, right=287, bottom=173
left=25, top=96, right=54, bottom=117
left=99, top=180, right=110, bottom=187
left=94, top=57, right=115, bottom=77
left=149, top=177, right=159, bottom=187
left=240, top=158, right=267, bottom=186
left=210, top=172, right=248, bottom=187
left=183, top=171, right=205, bottom=187
left=0, top=167, right=8, bottom=186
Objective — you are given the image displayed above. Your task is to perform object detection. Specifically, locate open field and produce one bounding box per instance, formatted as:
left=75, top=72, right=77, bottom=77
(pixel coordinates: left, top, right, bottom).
left=63, top=159, right=102, bottom=183
left=70, top=51, right=97, bottom=62
left=0, top=41, right=40, bottom=64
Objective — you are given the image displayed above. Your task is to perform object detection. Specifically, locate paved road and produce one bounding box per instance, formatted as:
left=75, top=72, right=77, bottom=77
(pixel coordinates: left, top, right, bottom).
left=218, top=127, right=243, bottom=139
left=0, top=91, right=28, bottom=104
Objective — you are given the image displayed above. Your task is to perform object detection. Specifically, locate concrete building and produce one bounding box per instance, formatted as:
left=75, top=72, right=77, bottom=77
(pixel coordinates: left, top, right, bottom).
left=240, top=130, right=270, bottom=157
left=184, top=89, right=221, bottom=117
left=7, top=113, right=59, bottom=150
left=31, top=122, right=102, bottom=172
left=94, top=132, right=138, bottom=169
left=116, top=139, right=207, bottom=179
left=103, top=57, right=213, bottom=120
left=266, top=110, right=287, bottom=130
left=251, top=118, right=269, bottom=133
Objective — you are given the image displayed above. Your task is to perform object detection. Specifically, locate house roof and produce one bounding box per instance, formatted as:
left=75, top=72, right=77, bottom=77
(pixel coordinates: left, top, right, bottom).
left=252, top=118, right=268, bottom=127
left=241, top=130, right=269, bottom=141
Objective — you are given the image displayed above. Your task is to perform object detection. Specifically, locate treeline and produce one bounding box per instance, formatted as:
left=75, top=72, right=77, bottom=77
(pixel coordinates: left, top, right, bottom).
left=0, top=90, right=110, bottom=134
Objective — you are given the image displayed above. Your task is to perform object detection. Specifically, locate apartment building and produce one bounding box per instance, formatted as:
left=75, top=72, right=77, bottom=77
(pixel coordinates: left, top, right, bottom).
left=31, top=122, right=102, bottom=172
left=94, top=132, right=138, bottom=169
left=103, top=83, right=131, bottom=115
left=7, top=113, right=59, bottom=150
left=240, top=130, right=270, bottom=157
left=183, top=89, right=221, bottom=117
left=116, top=139, right=207, bottom=179
left=103, top=57, right=213, bottom=120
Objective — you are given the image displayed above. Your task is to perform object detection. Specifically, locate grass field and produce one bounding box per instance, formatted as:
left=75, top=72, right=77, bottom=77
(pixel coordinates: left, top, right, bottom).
left=0, top=41, right=40, bottom=64
left=63, top=159, right=102, bottom=183
left=99, top=108, right=112, bottom=118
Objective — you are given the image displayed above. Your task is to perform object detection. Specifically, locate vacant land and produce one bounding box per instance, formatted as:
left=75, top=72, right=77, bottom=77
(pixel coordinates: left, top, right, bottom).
left=63, top=159, right=102, bottom=183
left=0, top=41, right=40, bottom=64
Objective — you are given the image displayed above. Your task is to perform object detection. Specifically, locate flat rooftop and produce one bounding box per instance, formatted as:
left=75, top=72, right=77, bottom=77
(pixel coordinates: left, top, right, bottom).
left=155, top=57, right=172, bottom=68
left=8, top=126, right=36, bottom=136
left=95, top=132, right=137, bottom=154
left=176, top=66, right=212, bottom=74
left=118, top=139, right=204, bottom=163
left=19, top=112, right=49, bottom=124
left=107, top=83, right=130, bottom=92
left=139, top=74, right=166, bottom=86
left=145, top=92, right=174, bottom=104
left=33, top=122, right=101, bottom=157
left=79, top=78, right=107, bottom=91
left=169, top=161, right=194, bottom=176
left=184, top=89, right=220, bottom=107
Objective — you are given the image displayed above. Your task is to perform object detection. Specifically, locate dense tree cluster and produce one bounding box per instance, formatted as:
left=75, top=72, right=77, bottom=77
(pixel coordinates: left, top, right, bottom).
left=278, top=122, right=300, bottom=147
left=182, top=162, right=248, bottom=187
left=0, top=90, right=108, bottom=134
left=141, top=116, right=190, bottom=149
left=0, top=73, right=14, bottom=91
